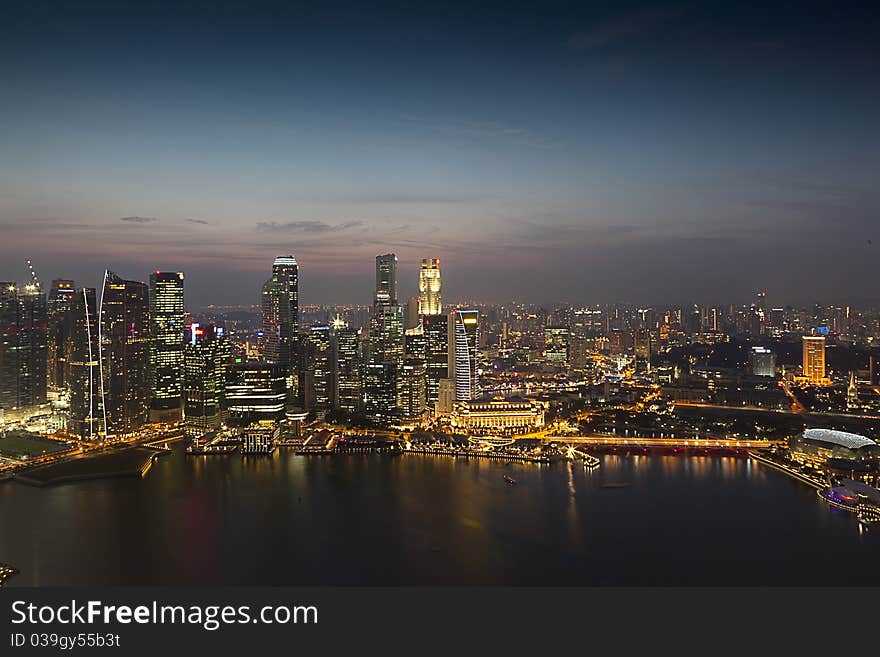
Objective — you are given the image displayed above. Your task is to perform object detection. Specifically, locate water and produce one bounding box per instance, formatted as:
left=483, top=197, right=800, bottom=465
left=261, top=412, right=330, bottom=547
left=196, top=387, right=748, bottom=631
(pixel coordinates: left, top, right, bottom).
left=1, top=446, right=877, bottom=585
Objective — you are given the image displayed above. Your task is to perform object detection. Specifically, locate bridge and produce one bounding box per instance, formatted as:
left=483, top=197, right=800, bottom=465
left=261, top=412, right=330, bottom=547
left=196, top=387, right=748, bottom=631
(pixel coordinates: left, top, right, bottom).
left=542, top=435, right=784, bottom=449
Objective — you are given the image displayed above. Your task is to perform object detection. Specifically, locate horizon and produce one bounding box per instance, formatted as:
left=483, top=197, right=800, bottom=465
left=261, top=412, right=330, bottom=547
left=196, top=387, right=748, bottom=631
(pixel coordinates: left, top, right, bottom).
left=2, top=0, right=879, bottom=306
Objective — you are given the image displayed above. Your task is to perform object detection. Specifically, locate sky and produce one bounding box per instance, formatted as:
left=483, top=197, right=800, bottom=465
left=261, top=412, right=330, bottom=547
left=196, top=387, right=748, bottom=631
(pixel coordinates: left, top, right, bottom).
left=1, top=0, right=879, bottom=308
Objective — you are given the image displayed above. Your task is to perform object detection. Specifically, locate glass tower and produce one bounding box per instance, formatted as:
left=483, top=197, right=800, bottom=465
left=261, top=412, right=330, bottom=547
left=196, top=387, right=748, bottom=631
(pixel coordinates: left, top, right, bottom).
left=149, top=271, right=185, bottom=421
left=418, top=258, right=442, bottom=316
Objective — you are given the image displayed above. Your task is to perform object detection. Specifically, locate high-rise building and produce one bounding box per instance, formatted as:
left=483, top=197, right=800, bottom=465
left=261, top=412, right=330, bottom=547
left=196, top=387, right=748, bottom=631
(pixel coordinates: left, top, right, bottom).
left=363, top=361, right=397, bottom=423
left=423, top=314, right=448, bottom=406
left=261, top=256, right=299, bottom=381
left=183, top=324, right=231, bottom=440
left=302, top=325, right=333, bottom=413
left=47, top=279, right=75, bottom=390
left=65, top=288, right=102, bottom=439
left=405, top=296, right=420, bottom=330
left=802, top=336, right=827, bottom=385
left=149, top=271, right=185, bottom=422
left=399, top=359, right=426, bottom=422
left=99, top=271, right=150, bottom=435
left=418, top=258, right=442, bottom=316
left=544, top=326, right=569, bottom=365
left=634, top=328, right=653, bottom=372
left=750, top=347, right=776, bottom=377
left=448, top=309, right=479, bottom=401
left=334, top=325, right=361, bottom=413
left=374, top=254, right=398, bottom=306
left=225, top=362, right=287, bottom=425
left=0, top=282, right=48, bottom=410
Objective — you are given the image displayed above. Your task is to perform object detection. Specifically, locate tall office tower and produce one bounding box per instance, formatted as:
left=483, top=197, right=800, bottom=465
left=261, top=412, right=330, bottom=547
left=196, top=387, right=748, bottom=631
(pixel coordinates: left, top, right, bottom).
left=302, top=325, right=333, bottom=414
left=225, top=362, right=287, bottom=425
left=405, top=325, right=426, bottom=360
left=802, top=336, right=827, bottom=384
left=47, top=279, right=75, bottom=389
left=374, top=254, right=398, bottom=306
left=261, top=256, right=299, bottom=380
left=750, top=347, right=776, bottom=377
left=149, top=271, right=185, bottom=422
left=99, top=270, right=150, bottom=436
left=335, top=325, right=361, bottom=413
left=65, top=288, right=102, bottom=439
left=544, top=326, right=569, bottom=365
left=399, top=359, right=426, bottom=422
left=183, top=324, right=231, bottom=440
left=418, top=258, right=442, bottom=316
left=0, top=282, right=48, bottom=410
left=423, top=314, right=448, bottom=406
left=367, top=305, right=404, bottom=416
left=363, top=361, right=397, bottom=423
left=405, top=296, right=420, bottom=330
left=634, top=328, right=653, bottom=372
left=448, top=309, right=479, bottom=401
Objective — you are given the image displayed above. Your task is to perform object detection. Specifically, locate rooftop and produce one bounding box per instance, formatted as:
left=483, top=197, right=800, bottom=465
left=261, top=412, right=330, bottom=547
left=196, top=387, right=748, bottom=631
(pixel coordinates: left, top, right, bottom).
left=803, top=428, right=876, bottom=450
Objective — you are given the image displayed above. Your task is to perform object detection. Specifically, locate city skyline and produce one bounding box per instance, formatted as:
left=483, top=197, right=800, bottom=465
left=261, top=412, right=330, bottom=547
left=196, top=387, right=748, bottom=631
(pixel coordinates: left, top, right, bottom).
left=2, top=0, right=880, bottom=306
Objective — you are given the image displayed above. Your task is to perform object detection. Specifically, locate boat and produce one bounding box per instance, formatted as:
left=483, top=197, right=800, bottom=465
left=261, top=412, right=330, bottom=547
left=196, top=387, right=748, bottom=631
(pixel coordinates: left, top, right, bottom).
left=503, top=475, right=517, bottom=485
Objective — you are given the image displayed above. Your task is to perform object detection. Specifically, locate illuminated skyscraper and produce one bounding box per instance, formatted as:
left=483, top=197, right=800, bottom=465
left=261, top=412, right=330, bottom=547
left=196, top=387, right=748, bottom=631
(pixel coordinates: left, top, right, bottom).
left=261, top=256, right=299, bottom=381
left=750, top=347, right=776, bottom=377
left=302, top=325, right=333, bottom=413
left=149, top=271, right=185, bottom=422
left=183, top=324, right=231, bottom=440
left=99, top=270, right=150, bottom=436
left=0, top=282, right=48, bottom=409
left=423, top=314, right=448, bottom=406
left=802, top=336, right=827, bottom=384
left=374, top=254, right=398, bottom=306
left=418, top=258, right=441, bottom=316
left=65, top=288, right=102, bottom=439
left=225, top=362, right=286, bottom=425
left=399, top=359, right=426, bottom=422
left=334, top=325, right=361, bottom=413
left=47, top=279, right=75, bottom=390
left=448, top=309, right=479, bottom=401
left=544, top=326, right=569, bottom=365
left=367, top=254, right=403, bottom=420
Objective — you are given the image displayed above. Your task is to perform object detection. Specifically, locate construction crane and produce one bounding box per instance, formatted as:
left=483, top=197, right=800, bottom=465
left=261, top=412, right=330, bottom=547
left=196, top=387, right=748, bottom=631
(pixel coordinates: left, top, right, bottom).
left=25, top=259, right=41, bottom=290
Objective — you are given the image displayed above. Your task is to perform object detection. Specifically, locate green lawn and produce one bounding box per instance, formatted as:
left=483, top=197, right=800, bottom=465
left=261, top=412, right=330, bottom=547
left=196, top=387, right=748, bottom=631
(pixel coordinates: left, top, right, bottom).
left=0, top=433, right=72, bottom=458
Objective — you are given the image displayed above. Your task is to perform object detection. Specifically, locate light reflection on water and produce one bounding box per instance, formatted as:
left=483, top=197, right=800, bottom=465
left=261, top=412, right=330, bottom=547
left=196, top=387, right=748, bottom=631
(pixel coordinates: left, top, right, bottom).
left=0, top=446, right=877, bottom=586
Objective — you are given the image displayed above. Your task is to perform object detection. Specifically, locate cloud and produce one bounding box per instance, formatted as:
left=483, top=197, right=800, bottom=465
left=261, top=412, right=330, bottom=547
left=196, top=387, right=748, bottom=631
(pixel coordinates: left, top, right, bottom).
left=255, top=220, right=364, bottom=233
left=120, top=216, right=158, bottom=223
left=567, top=8, right=683, bottom=50
left=184, top=217, right=210, bottom=225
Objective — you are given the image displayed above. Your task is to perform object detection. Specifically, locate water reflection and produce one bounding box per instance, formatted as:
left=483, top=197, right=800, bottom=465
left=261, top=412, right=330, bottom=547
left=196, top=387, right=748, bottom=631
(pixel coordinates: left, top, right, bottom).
left=0, top=446, right=877, bottom=586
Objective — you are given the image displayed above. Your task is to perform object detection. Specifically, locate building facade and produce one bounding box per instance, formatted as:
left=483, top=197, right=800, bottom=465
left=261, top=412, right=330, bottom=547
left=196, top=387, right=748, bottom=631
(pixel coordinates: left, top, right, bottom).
left=149, top=271, right=185, bottom=422
left=418, top=258, right=442, bottom=316
left=0, top=282, right=47, bottom=410
left=448, top=309, right=479, bottom=401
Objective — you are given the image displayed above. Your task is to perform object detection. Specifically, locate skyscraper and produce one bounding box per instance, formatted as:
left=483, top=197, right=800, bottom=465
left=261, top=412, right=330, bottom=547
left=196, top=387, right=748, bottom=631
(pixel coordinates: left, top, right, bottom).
left=544, top=326, right=569, bottom=365
left=0, top=282, right=48, bottom=409
left=261, top=256, right=299, bottom=382
left=448, top=309, right=479, bottom=401
left=334, top=325, right=361, bottom=413
left=399, top=359, right=427, bottom=422
left=99, top=270, right=150, bottom=436
left=374, top=254, right=398, bottom=306
left=65, top=288, right=102, bottom=439
left=47, top=279, right=75, bottom=390
left=225, top=362, right=287, bottom=425
left=302, top=325, right=334, bottom=413
left=423, top=314, right=448, bottom=407
left=366, top=254, right=404, bottom=420
left=418, top=258, right=441, bottom=316
left=802, top=336, right=827, bottom=385
left=149, top=271, right=185, bottom=422
left=183, top=324, right=231, bottom=440
left=750, top=347, right=776, bottom=377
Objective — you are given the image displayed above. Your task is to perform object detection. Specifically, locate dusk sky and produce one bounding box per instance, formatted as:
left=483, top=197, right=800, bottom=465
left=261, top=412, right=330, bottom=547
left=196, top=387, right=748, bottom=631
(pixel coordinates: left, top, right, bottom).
left=2, top=0, right=879, bottom=308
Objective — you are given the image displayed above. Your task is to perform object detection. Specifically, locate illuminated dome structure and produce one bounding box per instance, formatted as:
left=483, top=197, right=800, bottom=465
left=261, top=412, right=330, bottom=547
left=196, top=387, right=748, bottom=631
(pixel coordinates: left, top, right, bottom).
left=790, top=429, right=879, bottom=470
